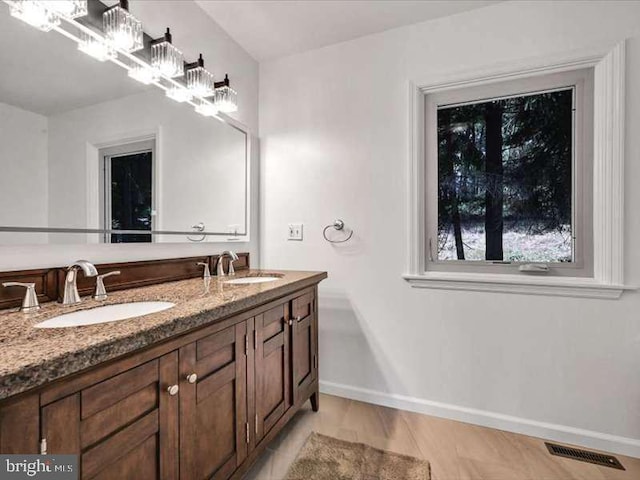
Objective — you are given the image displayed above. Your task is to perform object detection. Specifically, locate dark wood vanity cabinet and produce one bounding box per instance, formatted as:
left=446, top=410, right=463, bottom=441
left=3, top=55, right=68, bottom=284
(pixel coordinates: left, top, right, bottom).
left=291, top=290, right=318, bottom=407
left=0, top=285, right=320, bottom=480
left=179, top=323, right=248, bottom=480
left=253, top=302, right=291, bottom=444
left=41, top=354, right=180, bottom=479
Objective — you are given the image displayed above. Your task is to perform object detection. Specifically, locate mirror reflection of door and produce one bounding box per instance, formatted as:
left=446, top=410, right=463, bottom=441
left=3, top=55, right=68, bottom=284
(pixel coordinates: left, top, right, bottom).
left=100, top=140, right=155, bottom=243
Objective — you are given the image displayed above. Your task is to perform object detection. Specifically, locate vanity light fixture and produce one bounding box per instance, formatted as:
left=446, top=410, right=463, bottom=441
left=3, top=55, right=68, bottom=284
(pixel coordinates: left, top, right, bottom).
left=151, top=28, right=184, bottom=78
left=128, top=64, right=159, bottom=85
left=103, top=0, right=143, bottom=53
left=78, top=31, right=116, bottom=62
left=166, top=86, right=192, bottom=103
left=186, top=54, right=215, bottom=97
left=195, top=101, right=218, bottom=118
left=6, top=0, right=61, bottom=31
left=213, top=74, right=238, bottom=113
left=47, top=0, right=87, bottom=19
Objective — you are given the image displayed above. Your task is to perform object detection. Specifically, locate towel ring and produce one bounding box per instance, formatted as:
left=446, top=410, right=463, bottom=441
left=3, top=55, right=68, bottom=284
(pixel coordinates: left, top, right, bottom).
left=323, top=219, right=353, bottom=244
left=187, top=222, right=206, bottom=242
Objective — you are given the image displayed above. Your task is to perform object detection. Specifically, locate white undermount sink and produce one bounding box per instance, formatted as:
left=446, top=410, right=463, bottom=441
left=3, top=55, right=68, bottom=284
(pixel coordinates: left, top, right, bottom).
left=34, top=301, right=175, bottom=329
left=224, top=276, right=280, bottom=285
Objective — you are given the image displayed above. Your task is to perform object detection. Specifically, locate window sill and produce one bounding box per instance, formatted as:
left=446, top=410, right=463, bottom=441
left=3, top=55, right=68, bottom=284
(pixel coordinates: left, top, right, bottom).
left=402, top=272, right=635, bottom=299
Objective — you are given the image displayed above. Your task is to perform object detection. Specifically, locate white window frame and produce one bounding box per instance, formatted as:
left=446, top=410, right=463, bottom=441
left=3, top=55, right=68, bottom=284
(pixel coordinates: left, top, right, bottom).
left=404, top=41, right=633, bottom=299
left=425, top=68, right=593, bottom=277
left=99, top=139, right=157, bottom=243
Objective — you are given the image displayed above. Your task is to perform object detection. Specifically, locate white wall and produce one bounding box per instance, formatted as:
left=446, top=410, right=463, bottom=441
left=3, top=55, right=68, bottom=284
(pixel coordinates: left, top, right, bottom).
left=0, top=102, right=48, bottom=244
left=0, top=0, right=260, bottom=270
left=260, top=1, right=640, bottom=456
left=47, top=89, right=246, bottom=237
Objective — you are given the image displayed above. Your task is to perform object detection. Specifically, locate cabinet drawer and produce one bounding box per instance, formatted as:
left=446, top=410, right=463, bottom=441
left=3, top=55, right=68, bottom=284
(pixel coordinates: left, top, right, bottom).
left=81, top=360, right=158, bottom=419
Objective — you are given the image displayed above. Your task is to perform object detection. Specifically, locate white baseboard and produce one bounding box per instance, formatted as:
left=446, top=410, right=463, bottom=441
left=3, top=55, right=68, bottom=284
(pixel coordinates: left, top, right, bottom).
left=319, top=380, right=640, bottom=459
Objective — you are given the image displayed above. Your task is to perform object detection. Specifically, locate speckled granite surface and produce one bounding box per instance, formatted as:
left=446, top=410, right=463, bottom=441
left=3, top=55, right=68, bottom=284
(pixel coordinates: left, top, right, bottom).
left=0, top=270, right=326, bottom=400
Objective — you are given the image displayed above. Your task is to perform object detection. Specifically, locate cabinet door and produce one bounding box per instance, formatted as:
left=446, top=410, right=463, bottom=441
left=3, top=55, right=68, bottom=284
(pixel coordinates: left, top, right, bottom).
left=0, top=394, right=39, bottom=454
left=291, top=289, right=317, bottom=405
left=41, top=353, right=179, bottom=480
left=179, top=322, right=248, bottom=480
left=254, top=302, right=291, bottom=443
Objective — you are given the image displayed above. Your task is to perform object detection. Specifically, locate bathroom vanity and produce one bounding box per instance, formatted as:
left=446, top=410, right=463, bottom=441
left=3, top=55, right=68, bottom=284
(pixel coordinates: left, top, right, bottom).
left=0, top=261, right=326, bottom=480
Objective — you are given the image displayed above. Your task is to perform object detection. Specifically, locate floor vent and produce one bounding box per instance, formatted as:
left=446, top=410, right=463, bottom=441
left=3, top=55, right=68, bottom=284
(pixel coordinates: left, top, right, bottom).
left=545, top=442, right=625, bottom=470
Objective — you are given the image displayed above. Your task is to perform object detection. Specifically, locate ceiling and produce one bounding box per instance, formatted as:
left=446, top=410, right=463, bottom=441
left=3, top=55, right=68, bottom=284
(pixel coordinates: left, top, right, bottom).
left=0, top=2, right=147, bottom=116
left=195, top=0, right=501, bottom=62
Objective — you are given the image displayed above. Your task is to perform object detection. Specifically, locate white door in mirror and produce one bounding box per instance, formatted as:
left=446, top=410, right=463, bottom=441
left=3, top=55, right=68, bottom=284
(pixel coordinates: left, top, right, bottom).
left=34, top=302, right=175, bottom=329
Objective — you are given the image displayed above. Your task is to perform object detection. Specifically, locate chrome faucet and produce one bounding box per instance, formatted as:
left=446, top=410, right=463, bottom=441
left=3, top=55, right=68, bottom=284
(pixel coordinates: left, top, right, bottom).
left=196, top=262, right=211, bottom=279
left=217, top=251, right=239, bottom=276
left=63, top=260, right=98, bottom=306
left=2, top=282, right=40, bottom=313
left=93, top=271, right=121, bottom=301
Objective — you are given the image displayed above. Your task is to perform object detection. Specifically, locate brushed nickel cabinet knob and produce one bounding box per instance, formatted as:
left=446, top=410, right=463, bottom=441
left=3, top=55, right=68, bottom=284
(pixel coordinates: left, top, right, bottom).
left=167, top=384, right=179, bottom=396
left=186, top=373, right=198, bottom=384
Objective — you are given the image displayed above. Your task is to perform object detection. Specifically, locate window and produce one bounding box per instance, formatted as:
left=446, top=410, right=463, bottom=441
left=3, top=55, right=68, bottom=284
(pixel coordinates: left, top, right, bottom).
left=406, top=43, right=628, bottom=298
left=100, top=140, right=155, bottom=243
left=425, top=69, right=593, bottom=277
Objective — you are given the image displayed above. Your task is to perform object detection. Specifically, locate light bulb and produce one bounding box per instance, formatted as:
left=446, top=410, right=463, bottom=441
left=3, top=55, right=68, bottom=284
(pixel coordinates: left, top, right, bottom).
left=186, top=54, right=214, bottom=97
left=128, top=65, right=159, bottom=85
left=103, top=4, right=143, bottom=52
left=8, top=0, right=61, bottom=31
left=214, top=86, right=238, bottom=113
left=166, top=87, right=192, bottom=103
left=78, top=32, right=116, bottom=62
left=151, top=28, right=184, bottom=78
left=187, top=67, right=214, bottom=97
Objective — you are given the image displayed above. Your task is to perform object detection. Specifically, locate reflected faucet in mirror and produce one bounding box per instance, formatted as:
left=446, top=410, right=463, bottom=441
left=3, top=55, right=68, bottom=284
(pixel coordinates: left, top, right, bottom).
left=63, top=260, right=98, bottom=306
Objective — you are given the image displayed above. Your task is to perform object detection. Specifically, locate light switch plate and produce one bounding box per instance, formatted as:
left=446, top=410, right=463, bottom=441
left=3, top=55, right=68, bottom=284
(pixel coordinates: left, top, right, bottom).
left=288, top=223, right=303, bottom=241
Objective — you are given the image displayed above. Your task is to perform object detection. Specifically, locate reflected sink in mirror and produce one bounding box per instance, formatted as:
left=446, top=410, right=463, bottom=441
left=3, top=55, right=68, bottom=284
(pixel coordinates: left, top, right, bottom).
left=34, top=302, right=175, bottom=329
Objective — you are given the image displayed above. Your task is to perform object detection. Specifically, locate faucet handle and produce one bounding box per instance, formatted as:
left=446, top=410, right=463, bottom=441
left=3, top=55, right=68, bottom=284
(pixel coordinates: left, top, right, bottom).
left=196, top=262, right=211, bottom=279
left=93, top=271, right=120, bottom=301
left=2, top=282, right=40, bottom=313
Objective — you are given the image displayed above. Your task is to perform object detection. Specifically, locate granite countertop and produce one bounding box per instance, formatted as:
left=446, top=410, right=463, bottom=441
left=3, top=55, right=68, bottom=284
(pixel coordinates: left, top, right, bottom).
left=0, top=269, right=327, bottom=400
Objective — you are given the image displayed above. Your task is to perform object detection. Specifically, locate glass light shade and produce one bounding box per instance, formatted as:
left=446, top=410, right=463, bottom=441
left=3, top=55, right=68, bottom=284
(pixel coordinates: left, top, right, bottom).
left=195, top=102, right=218, bottom=117
left=78, top=32, right=116, bottom=62
left=214, top=86, right=238, bottom=113
left=8, top=0, right=61, bottom=31
left=186, top=66, right=215, bottom=97
left=166, top=87, right=192, bottom=103
left=128, top=65, right=159, bottom=85
left=103, top=6, right=143, bottom=52
left=152, top=41, right=184, bottom=78
left=47, top=0, right=87, bottom=19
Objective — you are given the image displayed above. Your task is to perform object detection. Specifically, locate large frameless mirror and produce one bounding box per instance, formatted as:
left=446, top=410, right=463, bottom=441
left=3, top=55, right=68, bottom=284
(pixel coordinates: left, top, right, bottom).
left=0, top=0, right=249, bottom=245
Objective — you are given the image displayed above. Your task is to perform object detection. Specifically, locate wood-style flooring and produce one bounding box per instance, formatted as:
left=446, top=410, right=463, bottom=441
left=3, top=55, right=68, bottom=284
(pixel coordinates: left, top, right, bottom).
left=242, top=394, right=640, bottom=480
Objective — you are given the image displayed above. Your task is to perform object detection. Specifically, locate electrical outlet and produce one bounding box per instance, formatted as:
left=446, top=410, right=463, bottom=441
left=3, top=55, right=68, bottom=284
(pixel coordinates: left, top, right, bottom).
left=288, top=223, right=303, bottom=241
